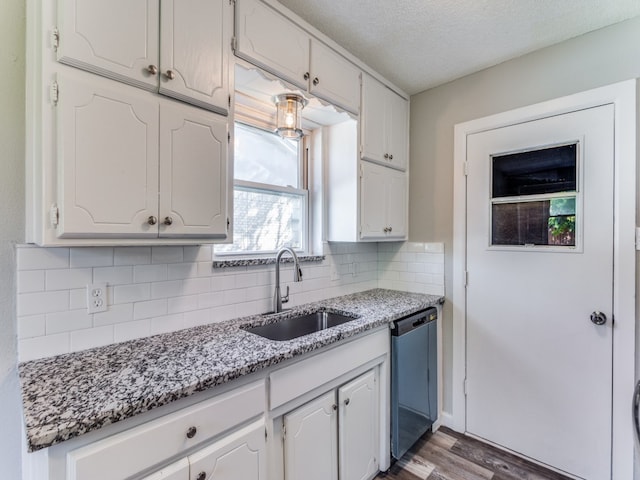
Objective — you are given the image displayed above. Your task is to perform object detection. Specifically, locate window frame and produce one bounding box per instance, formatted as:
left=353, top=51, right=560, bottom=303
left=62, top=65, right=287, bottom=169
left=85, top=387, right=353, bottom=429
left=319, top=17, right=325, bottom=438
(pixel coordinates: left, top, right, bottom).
left=215, top=122, right=310, bottom=257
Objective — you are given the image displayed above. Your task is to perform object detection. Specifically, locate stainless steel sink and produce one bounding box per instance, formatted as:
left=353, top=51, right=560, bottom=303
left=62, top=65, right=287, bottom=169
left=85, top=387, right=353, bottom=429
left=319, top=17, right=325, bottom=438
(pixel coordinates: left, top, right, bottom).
left=244, top=310, right=359, bottom=341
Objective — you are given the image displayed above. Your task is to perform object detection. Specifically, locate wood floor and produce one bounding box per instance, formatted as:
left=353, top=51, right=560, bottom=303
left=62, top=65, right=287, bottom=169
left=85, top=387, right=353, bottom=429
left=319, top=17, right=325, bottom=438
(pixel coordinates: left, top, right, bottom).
left=376, top=427, right=573, bottom=480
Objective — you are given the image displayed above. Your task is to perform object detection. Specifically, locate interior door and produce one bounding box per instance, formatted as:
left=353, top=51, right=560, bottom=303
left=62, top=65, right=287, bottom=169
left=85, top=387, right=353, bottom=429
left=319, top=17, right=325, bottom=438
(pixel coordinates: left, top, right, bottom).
left=465, top=105, right=614, bottom=479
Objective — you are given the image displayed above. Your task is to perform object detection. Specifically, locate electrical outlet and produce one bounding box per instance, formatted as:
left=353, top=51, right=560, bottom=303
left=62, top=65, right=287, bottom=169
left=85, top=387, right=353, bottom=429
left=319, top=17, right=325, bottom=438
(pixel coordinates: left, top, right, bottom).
left=87, top=283, right=107, bottom=314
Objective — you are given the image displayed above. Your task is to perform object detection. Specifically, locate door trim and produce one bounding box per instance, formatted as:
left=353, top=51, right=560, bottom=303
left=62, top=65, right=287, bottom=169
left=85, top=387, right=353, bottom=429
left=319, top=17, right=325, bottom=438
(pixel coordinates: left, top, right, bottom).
left=451, top=80, right=636, bottom=479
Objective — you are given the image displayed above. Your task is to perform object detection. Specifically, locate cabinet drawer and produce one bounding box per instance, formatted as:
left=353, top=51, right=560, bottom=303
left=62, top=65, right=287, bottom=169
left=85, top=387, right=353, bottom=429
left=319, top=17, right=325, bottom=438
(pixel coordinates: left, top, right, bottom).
left=66, top=380, right=264, bottom=480
left=269, top=329, right=387, bottom=410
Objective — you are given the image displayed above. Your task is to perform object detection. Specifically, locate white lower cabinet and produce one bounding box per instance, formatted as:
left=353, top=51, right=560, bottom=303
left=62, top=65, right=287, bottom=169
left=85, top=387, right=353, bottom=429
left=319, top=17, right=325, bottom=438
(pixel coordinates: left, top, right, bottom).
left=283, top=370, right=379, bottom=480
left=142, top=421, right=266, bottom=480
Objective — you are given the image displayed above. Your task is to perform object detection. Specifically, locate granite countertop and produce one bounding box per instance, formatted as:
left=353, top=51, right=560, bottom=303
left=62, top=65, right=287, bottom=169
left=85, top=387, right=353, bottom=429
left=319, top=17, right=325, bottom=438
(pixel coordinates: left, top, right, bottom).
left=19, top=288, right=442, bottom=452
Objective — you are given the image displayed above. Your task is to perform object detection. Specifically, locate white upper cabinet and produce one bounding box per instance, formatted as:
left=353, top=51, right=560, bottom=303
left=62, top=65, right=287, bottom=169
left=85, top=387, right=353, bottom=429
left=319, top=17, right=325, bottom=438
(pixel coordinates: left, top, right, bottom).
left=54, top=72, right=229, bottom=241
left=235, top=0, right=361, bottom=114
left=360, top=161, right=407, bottom=240
left=56, top=0, right=230, bottom=114
left=361, top=73, right=408, bottom=171
left=159, top=102, right=229, bottom=238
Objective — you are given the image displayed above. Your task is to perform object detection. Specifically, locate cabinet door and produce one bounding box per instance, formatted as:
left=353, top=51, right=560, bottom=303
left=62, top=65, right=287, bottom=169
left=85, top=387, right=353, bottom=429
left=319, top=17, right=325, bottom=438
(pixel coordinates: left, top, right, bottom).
left=309, top=40, right=360, bottom=114
left=338, top=370, right=379, bottom=480
left=385, top=169, right=408, bottom=239
left=235, top=0, right=309, bottom=89
left=141, top=458, right=190, bottom=480
left=360, top=74, right=387, bottom=165
left=387, top=91, right=409, bottom=171
left=160, top=0, right=230, bottom=114
left=57, top=0, right=159, bottom=91
left=360, top=162, right=388, bottom=240
left=188, top=421, right=266, bottom=480
left=56, top=73, right=159, bottom=239
left=284, top=391, right=338, bottom=480
left=159, top=102, right=229, bottom=239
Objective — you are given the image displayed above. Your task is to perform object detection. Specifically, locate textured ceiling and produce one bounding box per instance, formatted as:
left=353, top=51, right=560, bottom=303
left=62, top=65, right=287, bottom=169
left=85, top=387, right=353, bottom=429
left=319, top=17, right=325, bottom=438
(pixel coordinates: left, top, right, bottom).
left=276, top=0, right=640, bottom=95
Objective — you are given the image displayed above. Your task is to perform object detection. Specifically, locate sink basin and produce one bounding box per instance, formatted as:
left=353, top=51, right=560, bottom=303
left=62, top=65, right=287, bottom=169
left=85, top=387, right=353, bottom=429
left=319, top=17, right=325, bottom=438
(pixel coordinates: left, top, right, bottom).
left=244, top=310, right=359, bottom=341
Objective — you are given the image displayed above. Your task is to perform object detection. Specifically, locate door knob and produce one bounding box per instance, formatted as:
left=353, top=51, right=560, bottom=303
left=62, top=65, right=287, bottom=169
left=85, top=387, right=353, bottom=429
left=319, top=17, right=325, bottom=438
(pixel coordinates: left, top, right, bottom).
left=590, top=311, right=607, bottom=325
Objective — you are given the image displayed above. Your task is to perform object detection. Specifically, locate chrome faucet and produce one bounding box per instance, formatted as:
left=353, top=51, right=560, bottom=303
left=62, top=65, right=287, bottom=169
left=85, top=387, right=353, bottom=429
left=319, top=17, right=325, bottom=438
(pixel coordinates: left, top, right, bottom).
left=273, top=247, right=303, bottom=313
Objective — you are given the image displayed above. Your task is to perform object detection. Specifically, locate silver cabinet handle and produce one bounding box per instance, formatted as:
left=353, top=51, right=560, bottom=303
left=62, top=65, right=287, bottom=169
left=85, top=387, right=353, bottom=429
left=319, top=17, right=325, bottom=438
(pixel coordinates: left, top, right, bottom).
left=164, top=69, right=175, bottom=80
left=389, top=154, right=393, bottom=160
left=303, top=72, right=310, bottom=81
left=384, top=153, right=389, bottom=159
left=590, top=311, right=607, bottom=325
left=344, top=398, right=350, bottom=406
left=186, top=426, right=197, bottom=439
left=163, top=216, right=173, bottom=226
left=312, top=77, right=319, bottom=86
left=147, top=64, right=158, bottom=75
left=147, top=216, right=157, bottom=225
left=196, top=472, right=206, bottom=480
left=332, top=404, right=337, bottom=411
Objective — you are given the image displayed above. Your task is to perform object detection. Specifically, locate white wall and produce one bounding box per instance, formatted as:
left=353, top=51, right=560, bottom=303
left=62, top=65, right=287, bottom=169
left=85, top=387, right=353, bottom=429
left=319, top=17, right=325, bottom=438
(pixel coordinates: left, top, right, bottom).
left=409, top=15, right=640, bottom=420
left=0, top=0, right=25, bottom=478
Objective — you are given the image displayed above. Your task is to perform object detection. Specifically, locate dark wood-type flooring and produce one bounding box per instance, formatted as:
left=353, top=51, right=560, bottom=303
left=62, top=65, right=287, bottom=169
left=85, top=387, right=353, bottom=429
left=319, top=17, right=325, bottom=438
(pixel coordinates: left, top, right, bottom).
left=376, top=427, right=573, bottom=480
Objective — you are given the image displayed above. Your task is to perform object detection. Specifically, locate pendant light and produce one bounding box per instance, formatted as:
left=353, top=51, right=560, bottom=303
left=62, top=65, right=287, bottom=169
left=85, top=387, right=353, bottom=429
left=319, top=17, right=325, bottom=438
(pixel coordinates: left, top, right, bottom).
left=274, top=93, right=307, bottom=140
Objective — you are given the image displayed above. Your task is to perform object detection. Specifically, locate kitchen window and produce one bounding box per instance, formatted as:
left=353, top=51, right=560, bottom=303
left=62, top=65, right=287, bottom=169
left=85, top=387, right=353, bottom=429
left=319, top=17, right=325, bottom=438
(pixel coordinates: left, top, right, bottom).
left=216, top=122, right=308, bottom=254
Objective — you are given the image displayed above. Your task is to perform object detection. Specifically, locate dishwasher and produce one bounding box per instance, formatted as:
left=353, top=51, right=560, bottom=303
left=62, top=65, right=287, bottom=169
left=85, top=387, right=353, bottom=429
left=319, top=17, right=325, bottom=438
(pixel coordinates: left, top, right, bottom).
left=390, top=307, right=438, bottom=460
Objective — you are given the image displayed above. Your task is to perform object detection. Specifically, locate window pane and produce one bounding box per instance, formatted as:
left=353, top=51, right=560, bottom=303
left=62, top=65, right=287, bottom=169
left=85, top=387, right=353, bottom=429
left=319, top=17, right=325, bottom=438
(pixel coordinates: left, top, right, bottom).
left=492, top=197, right=576, bottom=246
left=234, top=123, right=300, bottom=188
left=217, top=186, right=305, bottom=253
left=492, top=144, right=577, bottom=197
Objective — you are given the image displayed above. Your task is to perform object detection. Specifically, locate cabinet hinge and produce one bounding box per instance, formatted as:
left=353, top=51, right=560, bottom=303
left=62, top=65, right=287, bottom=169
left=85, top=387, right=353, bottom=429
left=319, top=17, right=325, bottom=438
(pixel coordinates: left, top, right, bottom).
left=463, top=377, right=468, bottom=396
left=265, top=427, right=268, bottom=440
left=228, top=94, right=231, bottom=108
left=50, top=204, right=59, bottom=228
left=463, top=161, right=469, bottom=176
left=282, top=423, right=286, bottom=440
left=231, top=36, right=237, bottom=52
left=50, top=81, right=59, bottom=106
left=359, top=164, right=363, bottom=178
left=229, top=0, right=236, bottom=5
left=51, top=28, right=60, bottom=50
left=226, top=217, right=230, bottom=231
left=464, top=270, right=469, bottom=287
left=227, top=132, right=231, bottom=143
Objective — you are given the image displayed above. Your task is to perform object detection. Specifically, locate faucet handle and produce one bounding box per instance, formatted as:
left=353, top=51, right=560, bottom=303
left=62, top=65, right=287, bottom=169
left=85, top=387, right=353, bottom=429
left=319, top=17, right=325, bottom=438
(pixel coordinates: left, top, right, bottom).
left=296, top=267, right=303, bottom=281
left=282, top=285, right=290, bottom=304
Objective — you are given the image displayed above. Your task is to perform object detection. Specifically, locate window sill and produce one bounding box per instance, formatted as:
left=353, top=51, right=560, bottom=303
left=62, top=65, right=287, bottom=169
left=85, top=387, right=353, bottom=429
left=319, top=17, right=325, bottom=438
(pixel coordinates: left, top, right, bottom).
left=212, top=255, right=325, bottom=269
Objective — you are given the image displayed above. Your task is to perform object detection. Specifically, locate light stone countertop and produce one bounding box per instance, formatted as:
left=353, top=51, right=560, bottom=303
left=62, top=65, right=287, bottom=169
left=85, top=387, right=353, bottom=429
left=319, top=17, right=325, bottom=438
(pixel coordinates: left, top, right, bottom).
left=19, top=288, right=442, bottom=452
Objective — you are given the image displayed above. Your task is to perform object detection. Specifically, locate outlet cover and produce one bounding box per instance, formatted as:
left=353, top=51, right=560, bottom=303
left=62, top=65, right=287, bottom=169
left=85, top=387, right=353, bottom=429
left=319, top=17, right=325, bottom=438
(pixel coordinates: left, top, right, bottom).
left=87, top=283, right=108, bottom=314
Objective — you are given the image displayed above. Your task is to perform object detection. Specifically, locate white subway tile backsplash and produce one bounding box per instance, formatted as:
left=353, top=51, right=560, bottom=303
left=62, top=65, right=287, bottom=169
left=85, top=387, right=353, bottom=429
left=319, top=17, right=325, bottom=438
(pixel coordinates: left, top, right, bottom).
left=70, top=325, right=114, bottom=351
left=46, top=309, right=91, bottom=334
left=134, top=299, right=169, bottom=320
left=17, top=270, right=45, bottom=293
left=17, top=247, right=69, bottom=271
left=45, top=268, right=92, bottom=291
left=114, top=247, right=151, bottom=266
left=114, top=284, right=151, bottom=304
left=20, top=333, right=70, bottom=361
left=94, top=303, right=134, bottom=327
left=152, top=246, right=184, bottom=264
left=18, top=314, right=46, bottom=339
left=93, top=266, right=133, bottom=285
left=18, top=291, right=68, bottom=316
left=114, top=319, right=151, bottom=342
left=70, top=247, right=114, bottom=268
left=134, top=264, right=168, bottom=283
left=17, top=242, right=445, bottom=361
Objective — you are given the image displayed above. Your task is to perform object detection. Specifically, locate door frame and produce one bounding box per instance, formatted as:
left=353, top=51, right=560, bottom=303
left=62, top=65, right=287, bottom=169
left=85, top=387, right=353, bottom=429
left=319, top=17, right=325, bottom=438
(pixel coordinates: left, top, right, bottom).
left=451, top=80, right=636, bottom=479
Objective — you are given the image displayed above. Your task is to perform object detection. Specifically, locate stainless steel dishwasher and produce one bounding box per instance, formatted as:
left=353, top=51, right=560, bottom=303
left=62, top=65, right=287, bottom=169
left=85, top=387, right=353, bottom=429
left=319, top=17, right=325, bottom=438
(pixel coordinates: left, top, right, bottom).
left=390, top=307, right=438, bottom=460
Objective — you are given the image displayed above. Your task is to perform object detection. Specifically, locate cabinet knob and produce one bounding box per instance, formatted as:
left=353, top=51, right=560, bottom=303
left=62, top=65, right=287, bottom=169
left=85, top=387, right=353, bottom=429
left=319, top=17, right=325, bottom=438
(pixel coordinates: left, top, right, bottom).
left=389, top=154, right=393, bottom=160
left=344, top=398, right=350, bottom=406
left=303, top=72, right=310, bottom=81
left=389, top=226, right=393, bottom=232
left=384, top=153, right=389, bottom=159
left=332, top=404, right=337, bottom=411
left=196, top=472, right=206, bottom=480
left=147, top=216, right=158, bottom=225
left=186, top=426, right=197, bottom=439
left=383, top=227, right=389, bottom=233
left=163, top=216, right=173, bottom=226
left=147, top=64, right=158, bottom=76
left=164, top=69, right=176, bottom=80
left=312, top=77, right=319, bottom=86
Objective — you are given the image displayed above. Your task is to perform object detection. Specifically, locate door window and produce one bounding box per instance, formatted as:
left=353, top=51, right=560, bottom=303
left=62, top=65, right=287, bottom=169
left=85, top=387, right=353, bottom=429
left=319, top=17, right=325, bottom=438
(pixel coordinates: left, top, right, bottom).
left=490, top=143, right=578, bottom=247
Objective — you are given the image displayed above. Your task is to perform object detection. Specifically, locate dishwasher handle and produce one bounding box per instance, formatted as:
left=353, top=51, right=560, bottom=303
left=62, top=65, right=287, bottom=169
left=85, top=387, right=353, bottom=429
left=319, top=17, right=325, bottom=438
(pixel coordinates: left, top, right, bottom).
left=391, top=307, right=437, bottom=336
